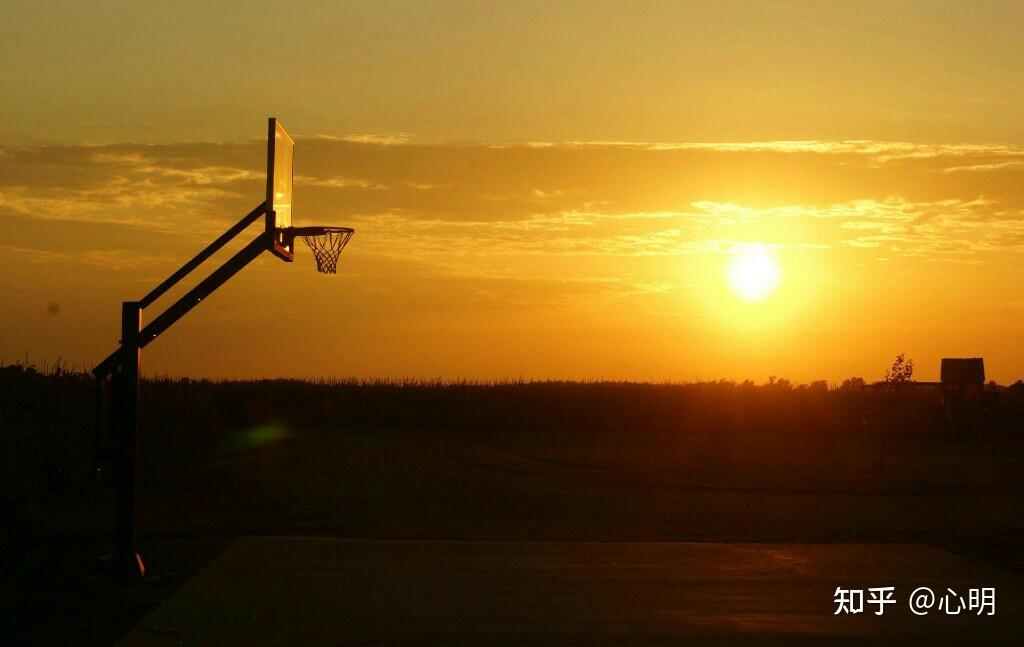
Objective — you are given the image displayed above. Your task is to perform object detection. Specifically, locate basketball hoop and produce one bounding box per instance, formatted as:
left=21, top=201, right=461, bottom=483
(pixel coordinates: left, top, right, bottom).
left=286, top=226, right=354, bottom=274
left=92, top=118, right=358, bottom=576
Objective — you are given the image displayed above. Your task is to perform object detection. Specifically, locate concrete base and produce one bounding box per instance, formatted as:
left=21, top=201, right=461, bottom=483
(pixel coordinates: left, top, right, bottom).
left=119, top=538, right=1024, bottom=645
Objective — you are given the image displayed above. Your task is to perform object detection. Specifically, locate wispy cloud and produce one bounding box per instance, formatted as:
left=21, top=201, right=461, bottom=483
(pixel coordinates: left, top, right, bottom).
left=312, top=133, right=415, bottom=145
left=4, top=137, right=1024, bottom=283
left=294, top=174, right=387, bottom=190
left=0, top=243, right=178, bottom=271
left=506, top=139, right=1024, bottom=161
left=941, top=161, right=1024, bottom=174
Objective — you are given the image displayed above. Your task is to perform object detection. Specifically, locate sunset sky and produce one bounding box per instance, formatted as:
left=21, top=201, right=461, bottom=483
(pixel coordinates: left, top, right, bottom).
left=3, top=1, right=1024, bottom=382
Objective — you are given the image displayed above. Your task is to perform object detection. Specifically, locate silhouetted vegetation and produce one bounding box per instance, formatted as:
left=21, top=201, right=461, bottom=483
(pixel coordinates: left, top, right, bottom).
left=5, top=361, right=1024, bottom=513
left=884, top=353, right=914, bottom=385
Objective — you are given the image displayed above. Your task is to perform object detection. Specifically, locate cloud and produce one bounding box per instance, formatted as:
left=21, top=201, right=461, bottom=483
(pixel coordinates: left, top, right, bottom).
left=0, top=144, right=265, bottom=234
left=0, top=243, right=178, bottom=271
left=312, top=133, right=415, bottom=145
left=941, top=161, right=1024, bottom=174
left=294, top=174, right=387, bottom=190
left=3, top=137, right=1024, bottom=280
left=690, top=197, right=1024, bottom=257
left=506, top=139, right=1024, bottom=162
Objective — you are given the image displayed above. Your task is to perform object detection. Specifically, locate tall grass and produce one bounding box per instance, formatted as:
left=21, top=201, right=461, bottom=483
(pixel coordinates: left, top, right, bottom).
left=3, top=361, right=1023, bottom=507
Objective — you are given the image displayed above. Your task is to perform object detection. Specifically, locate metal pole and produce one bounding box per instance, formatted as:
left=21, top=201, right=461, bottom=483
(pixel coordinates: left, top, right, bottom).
left=93, top=375, right=103, bottom=483
left=113, top=301, right=145, bottom=576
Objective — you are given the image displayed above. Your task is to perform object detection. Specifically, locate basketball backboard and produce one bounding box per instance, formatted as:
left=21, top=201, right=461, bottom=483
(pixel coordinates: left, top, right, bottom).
left=267, top=117, right=295, bottom=260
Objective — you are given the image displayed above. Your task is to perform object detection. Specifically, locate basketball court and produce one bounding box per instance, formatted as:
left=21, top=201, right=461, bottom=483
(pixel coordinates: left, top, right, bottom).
left=118, top=538, right=1023, bottom=645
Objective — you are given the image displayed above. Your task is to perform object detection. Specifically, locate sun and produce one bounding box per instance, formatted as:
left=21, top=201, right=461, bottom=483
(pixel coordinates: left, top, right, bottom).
left=725, top=246, right=782, bottom=303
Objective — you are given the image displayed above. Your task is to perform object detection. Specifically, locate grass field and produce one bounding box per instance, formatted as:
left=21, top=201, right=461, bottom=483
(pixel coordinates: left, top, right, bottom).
left=4, top=364, right=1024, bottom=644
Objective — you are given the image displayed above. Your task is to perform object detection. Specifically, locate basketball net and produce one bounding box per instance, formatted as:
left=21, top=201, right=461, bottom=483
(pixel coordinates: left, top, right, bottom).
left=300, top=228, right=354, bottom=274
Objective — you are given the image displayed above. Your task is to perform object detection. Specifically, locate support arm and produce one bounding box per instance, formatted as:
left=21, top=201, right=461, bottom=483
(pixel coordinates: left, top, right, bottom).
left=138, top=233, right=268, bottom=347
left=139, top=202, right=266, bottom=309
left=94, top=231, right=270, bottom=377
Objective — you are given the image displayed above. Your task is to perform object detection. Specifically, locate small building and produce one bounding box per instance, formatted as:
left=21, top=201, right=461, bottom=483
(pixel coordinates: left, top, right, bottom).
left=941, top=357, right=985, bottom=403
left=941, top=358, right=985, bottom=438
left=940, top=358, right=985, bottom=386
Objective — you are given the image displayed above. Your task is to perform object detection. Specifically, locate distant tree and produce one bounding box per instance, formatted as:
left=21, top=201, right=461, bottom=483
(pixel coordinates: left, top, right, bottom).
left=884, top=354, right=914, bottom=385
left=840, top=377, right=866, bottom=391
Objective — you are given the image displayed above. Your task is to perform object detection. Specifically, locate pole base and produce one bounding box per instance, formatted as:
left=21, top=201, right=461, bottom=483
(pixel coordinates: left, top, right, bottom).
left=99, top=552, right=146, bottom=577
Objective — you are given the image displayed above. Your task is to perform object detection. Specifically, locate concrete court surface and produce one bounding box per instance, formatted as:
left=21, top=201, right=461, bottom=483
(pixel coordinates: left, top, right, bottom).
left=119, top=537, right=1024, bottom=645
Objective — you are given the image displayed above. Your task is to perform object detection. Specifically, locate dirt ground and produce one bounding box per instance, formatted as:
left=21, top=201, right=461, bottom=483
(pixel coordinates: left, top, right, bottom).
left=7, top=425, right=1024, bottom=644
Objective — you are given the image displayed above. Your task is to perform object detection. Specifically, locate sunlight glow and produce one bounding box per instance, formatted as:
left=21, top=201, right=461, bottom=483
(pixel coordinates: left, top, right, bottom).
left=725, top=246, right=782, bottom=303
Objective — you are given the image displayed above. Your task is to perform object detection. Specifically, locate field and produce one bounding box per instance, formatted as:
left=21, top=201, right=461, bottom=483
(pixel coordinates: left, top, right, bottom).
left=4, top=365, right=1024, bottom=644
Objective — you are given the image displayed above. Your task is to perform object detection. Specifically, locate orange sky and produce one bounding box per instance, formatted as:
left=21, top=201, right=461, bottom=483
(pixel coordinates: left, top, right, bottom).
left=3, top=2, right=1023, bottom=382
